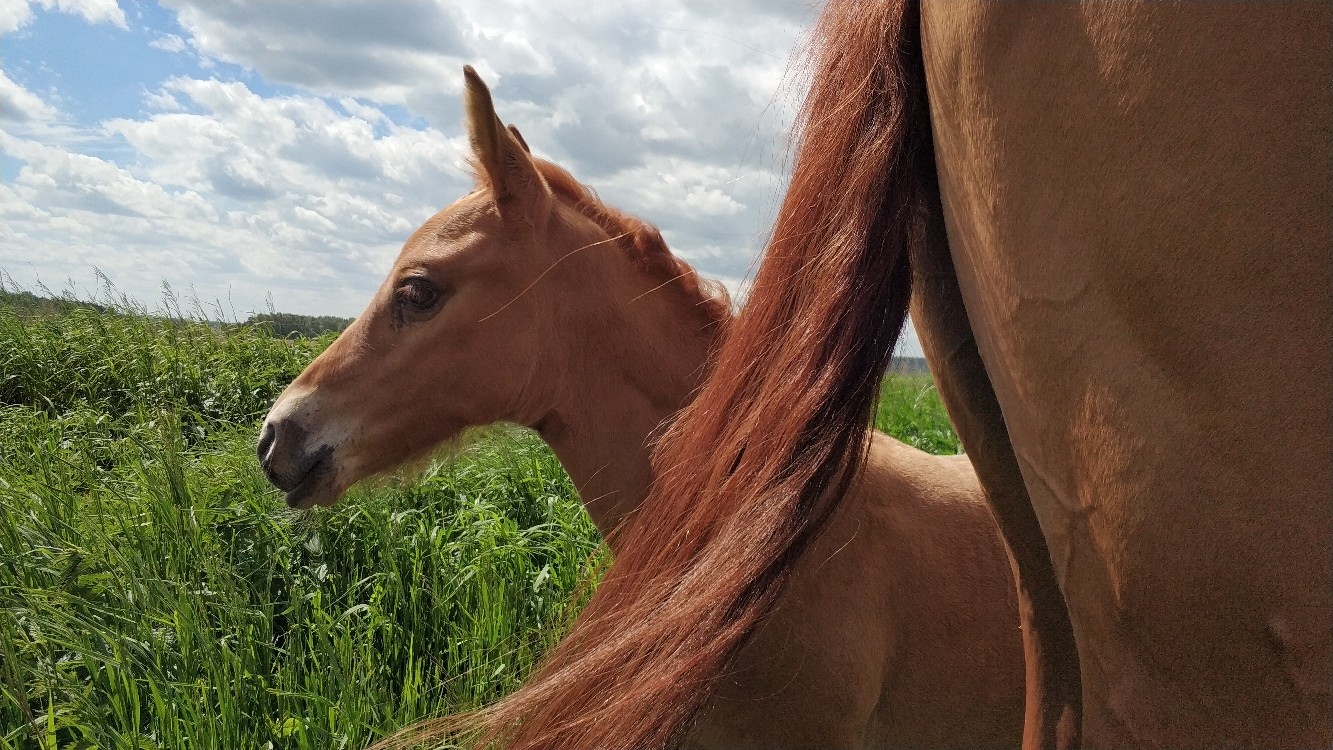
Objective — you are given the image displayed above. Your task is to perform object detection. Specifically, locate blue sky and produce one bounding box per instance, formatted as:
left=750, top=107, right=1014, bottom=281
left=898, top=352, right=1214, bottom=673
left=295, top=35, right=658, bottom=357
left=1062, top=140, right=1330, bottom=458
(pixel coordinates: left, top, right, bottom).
left=0, top=0, right=926, bottom=355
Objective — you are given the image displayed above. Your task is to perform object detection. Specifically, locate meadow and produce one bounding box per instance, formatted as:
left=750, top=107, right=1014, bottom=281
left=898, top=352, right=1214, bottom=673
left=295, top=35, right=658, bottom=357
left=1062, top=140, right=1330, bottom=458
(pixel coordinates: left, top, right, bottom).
left=0, top=293, right=958, bottom=749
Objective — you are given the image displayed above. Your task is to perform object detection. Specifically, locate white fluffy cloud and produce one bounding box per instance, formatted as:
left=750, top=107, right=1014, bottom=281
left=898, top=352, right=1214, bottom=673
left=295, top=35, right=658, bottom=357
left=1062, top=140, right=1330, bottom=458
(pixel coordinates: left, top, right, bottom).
left=2, top=77, right=466, bottom=315
left=0, top=68, right=57, bottom=122
left=157, top=0, right=816, bottom=232
left=1, top=0, right=125, bottom=33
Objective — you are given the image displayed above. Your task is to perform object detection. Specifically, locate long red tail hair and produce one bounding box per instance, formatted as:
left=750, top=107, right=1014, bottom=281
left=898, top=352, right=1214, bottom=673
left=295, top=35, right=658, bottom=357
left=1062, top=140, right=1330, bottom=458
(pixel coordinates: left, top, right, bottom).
left=378, top=1, right=933, bottom=747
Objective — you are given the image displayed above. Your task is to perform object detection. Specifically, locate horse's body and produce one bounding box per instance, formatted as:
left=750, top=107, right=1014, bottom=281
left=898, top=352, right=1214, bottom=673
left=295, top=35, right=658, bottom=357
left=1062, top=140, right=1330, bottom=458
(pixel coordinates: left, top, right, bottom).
left=917, top=6, right=1331, bottom=746
left=258, top=69, right=1023, bottom=749
left=445, top=3, right=1330, bottom=749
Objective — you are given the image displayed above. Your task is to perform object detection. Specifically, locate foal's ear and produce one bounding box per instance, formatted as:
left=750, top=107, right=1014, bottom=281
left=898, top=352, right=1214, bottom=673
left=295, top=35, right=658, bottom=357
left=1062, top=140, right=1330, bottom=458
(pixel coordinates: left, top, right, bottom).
left=507, top=125, right=531, bottom=153
left=463, top=66, right=545, bottom=214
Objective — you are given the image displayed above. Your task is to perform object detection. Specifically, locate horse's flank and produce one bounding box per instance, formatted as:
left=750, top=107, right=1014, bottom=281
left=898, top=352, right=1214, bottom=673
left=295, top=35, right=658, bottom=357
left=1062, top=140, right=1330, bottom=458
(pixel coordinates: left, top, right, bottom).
left=920, top=4, right=1330, bottom=745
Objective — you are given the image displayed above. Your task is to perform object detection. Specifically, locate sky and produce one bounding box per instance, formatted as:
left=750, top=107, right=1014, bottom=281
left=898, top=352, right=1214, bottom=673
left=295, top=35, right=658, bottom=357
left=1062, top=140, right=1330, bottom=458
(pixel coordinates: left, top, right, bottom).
left=0, top=0, right=925, bottom=355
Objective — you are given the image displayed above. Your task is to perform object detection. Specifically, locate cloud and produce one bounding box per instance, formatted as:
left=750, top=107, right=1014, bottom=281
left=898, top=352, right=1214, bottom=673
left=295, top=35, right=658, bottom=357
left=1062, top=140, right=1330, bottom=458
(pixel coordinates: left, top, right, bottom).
left=44, top=0, right=126, bottom=28
left=0, top=68, right=58, bottom=122
left=158, top=0, right=813, bottom=171
left=0, top=2, right=34, bottom=35
left=5, top=2, right=810, bottom=307
left=149, top=33, right=186, bottom=53
left=1, top=76, right=475, bottom=316
left=1, top=0, right=127, bottom=35
left=163, top=0, right=471, bottom=97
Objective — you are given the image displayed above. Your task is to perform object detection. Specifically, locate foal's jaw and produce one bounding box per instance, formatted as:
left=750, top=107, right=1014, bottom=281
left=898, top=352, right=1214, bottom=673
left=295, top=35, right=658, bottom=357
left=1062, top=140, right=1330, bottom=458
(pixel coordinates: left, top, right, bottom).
left=257, top=386, right=354, bottom=508
left=258, top=356, right=514, bottom=509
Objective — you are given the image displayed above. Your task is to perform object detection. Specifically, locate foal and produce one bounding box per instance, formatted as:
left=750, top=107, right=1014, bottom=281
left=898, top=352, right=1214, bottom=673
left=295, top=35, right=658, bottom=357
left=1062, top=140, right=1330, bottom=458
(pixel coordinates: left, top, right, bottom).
left=259, top=68, right=1022, bottom=748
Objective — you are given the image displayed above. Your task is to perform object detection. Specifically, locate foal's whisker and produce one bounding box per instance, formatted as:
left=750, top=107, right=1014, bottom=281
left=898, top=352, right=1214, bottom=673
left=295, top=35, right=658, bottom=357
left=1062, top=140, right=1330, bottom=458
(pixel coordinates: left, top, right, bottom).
left=478, top=232, right=631, bottom=323
left=628, top=270, right=692, bottom=305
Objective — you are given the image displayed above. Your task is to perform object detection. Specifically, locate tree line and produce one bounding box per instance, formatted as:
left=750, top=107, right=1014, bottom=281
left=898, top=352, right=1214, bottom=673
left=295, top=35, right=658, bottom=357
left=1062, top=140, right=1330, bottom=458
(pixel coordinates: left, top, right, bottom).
left=245, top=312, right=354, bottom=339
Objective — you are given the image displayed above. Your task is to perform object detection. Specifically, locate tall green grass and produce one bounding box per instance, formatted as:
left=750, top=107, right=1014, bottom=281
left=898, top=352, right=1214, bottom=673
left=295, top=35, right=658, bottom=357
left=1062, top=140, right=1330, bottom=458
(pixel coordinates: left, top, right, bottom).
left=875, top=376, right=962, bottom=455
left=0, top=292, right=955, bottom=749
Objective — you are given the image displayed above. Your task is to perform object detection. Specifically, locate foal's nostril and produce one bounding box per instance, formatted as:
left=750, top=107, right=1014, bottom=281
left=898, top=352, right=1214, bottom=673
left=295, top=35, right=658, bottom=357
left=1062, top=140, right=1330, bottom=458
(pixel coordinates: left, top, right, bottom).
left=256, top=415, right=332, bottom=499
left=257, top=421, right=277, bottom=464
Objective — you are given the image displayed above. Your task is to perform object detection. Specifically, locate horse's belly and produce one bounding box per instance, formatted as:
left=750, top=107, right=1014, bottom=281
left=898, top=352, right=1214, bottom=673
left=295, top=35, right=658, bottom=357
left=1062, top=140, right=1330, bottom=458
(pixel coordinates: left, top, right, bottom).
left=922, top=3, right=1331, bottom=747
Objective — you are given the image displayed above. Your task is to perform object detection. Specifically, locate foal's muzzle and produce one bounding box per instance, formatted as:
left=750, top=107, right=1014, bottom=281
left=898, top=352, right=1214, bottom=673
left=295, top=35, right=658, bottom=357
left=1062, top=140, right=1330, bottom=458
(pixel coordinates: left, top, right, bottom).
left=257, top=416, right=337, bottom=508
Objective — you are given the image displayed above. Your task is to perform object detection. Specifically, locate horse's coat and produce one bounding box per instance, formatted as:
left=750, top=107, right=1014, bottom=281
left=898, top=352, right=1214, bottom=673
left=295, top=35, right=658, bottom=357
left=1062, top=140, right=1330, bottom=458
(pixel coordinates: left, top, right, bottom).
left=258, top=68, right=1024, bottom=749
left=919, top=5, right=1331, bottom=746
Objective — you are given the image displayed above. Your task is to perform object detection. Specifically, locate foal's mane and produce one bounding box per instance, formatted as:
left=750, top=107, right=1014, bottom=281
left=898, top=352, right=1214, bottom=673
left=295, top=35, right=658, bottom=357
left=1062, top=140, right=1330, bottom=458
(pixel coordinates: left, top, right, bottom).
left=533, top=159, right=733, bottom=331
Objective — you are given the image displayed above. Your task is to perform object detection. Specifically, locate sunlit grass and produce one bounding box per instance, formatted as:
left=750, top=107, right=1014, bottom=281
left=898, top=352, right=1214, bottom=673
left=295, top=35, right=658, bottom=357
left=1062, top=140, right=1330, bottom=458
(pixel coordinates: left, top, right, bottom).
left=875, top=376, right=962, bottom=455
left=0, top=290, right=955, bottom=749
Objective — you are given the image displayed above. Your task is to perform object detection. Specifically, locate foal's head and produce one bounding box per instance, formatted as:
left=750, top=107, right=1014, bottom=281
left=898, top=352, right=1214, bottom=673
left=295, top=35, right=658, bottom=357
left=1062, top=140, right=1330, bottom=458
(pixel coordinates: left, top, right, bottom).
left=258, top=67, right=728, bottom=508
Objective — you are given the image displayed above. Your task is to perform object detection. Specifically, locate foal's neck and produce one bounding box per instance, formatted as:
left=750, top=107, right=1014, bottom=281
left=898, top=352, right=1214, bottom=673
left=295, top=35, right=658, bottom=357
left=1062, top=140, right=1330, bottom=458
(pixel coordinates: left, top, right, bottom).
left=536, top=275, right=721, bottom=540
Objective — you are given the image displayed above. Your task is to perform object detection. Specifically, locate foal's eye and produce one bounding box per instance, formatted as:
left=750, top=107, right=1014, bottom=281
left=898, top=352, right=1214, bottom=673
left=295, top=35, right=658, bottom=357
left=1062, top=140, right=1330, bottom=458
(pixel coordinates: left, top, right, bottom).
left=394, top=277, right=443, bottom=314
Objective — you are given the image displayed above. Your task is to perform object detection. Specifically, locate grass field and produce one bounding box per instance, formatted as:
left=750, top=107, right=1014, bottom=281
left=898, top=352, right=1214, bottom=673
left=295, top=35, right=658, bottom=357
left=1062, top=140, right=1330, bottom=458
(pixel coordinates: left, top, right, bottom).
left=0, top=294, right=958, bottom=749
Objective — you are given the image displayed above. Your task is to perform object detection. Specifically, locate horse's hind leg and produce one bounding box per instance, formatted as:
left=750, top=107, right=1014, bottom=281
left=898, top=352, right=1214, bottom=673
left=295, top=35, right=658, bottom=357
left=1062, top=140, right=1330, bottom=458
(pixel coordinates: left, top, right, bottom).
left=909, top=191, right=1082, bottom=750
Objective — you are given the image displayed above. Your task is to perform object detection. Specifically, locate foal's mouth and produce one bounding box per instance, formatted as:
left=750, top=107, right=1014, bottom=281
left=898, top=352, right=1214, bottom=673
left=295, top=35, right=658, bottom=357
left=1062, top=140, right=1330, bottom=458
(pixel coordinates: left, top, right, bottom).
left=258, top=435, right=339, bottom=509
left=283, top=456, right=338, bottom=509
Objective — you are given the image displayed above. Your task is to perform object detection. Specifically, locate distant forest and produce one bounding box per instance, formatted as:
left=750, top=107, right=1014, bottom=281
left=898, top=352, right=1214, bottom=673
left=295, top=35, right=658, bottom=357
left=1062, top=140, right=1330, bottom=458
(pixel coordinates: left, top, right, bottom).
left=245, top=313, right=354, bottom=339
left=888, top=357, right=930, bottom=376
left=0, top=289, right=352, bottom=339
left=0, top=288, right=108, bottom=316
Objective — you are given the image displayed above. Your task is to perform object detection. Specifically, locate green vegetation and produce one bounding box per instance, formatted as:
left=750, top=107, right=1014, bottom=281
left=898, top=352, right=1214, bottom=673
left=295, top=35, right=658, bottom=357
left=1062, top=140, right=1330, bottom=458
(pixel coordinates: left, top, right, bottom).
left=0, top=289, right=107, bottom=317
left=0, top=294, right=956, bottom=749
left=2, top=287, right=353, bottom=341
left=245, top=313, right=355, bottom=340
left=876, top=376, right=961, bottom=455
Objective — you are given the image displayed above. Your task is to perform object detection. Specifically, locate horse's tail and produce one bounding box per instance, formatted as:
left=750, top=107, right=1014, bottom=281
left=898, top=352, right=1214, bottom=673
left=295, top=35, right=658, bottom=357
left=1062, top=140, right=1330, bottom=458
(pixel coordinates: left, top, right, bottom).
left=371, top=1, right=932, bottom=748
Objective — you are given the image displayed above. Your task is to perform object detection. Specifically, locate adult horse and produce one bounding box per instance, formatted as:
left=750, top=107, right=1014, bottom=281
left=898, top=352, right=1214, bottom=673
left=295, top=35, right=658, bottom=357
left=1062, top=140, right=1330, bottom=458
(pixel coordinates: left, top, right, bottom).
left=258, top=69, right=1023, bottom=748
left=454, top=2, right=1331, bottom=749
